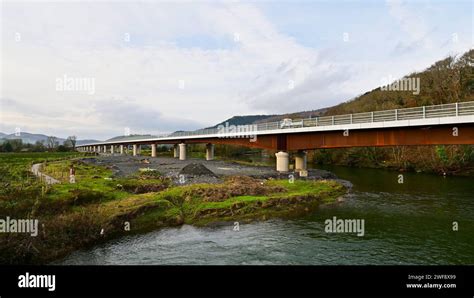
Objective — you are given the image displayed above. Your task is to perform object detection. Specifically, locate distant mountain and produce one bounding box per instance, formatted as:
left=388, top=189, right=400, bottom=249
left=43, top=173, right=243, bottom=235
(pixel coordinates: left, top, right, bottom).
left=0, top=132, right=100, bottom=145
left=106, top=134, right=155, bottom=142
left=253, top=107, right=328, bottom=123
left=76, top=139, right=102, bottom=145
left=207, top=115, right=275, bottom=128
left=204, top=108, right=328, bottom=130
left=0, top=132, right=64, bottom=144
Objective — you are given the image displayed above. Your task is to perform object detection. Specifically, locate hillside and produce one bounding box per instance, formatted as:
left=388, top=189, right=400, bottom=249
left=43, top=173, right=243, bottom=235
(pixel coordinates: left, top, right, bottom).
left=313, top=49, right=474, bottom=175
left=325, top=49, right=474, bottom=115
left=106, top=134, right=155, bottom=142
left=206, top=107, right=329, bottom=129
left=254, top=107, right=328, bottom=123
left=207, top=115, right=275, bottom=128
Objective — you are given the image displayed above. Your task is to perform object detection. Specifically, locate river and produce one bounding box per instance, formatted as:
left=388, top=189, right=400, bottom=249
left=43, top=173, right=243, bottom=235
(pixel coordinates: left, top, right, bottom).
left=57, top=165, right=474, bottom=265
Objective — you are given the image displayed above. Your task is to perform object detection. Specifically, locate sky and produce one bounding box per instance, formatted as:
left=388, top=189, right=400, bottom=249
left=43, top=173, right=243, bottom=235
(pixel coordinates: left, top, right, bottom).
left=0, top=0, right=472, bottom=140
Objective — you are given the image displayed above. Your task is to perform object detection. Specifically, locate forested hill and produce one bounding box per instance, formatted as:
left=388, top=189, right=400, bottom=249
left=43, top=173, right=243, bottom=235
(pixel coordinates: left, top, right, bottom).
left=325, top=49, right=474, bottom=116
left=207, top=115, right=275, bottom=128
left=312, top=49, right=474, bottom=176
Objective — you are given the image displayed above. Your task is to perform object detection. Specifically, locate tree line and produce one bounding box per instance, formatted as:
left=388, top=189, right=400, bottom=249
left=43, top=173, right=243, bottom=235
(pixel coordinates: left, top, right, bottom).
left=0, top=136, right=77, bottom=152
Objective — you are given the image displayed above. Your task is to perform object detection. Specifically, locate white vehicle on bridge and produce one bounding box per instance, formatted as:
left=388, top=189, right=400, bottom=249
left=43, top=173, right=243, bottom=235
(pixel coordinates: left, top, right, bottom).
left=280, top=118, right=304, bottom=129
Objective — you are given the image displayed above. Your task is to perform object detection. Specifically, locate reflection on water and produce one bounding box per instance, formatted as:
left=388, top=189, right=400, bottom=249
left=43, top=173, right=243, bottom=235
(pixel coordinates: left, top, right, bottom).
left=58, top=165, right=474, bottom=265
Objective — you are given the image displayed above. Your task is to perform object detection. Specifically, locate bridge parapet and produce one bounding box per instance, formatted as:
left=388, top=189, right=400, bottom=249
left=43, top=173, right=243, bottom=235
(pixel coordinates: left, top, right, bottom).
left=146, top=101, right=474, bottom=139
left=78, top=101, right=474, bottom=148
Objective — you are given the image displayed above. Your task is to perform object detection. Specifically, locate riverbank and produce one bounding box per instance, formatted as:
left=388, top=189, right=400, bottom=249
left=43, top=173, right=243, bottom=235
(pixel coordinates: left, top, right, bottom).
left=0, top=153, right=348, bottom=264
left=311, top=146, right=474, bottom=177
left=58, top=163, right=474, bottom=265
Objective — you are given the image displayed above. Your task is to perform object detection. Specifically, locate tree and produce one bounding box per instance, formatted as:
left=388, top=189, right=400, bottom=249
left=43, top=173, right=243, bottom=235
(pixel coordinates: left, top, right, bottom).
left=2, top=141, right=13, bottom=152
left=33, top=140, right=46, bottom=152
left=57, top=145, right=69, bottom=152
left=9, top=139, right=23, bottom=152
left=64, top=136, right=77, bottom=149
left=46, top=136, right=59, bottom=151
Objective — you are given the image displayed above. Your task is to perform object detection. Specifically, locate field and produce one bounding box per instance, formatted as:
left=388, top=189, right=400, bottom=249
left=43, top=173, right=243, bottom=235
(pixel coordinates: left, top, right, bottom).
left=0, top=152, right=346, bottom=264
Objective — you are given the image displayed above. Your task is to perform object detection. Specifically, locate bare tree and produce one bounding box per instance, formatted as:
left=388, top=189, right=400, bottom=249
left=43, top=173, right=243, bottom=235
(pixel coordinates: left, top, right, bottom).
left=46, top=136, right=59, bottom=151
left=65, top=136, right=77, bottom=149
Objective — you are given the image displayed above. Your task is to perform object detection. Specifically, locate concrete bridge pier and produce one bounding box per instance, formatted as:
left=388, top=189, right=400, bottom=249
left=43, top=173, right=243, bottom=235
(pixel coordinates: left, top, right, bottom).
left=275, top=151, right=289, bottom=172
left=179, top=143, right=187, bottom=160
left=173, top=145, right=179, bottom=158
left=110, top=145, right=114, bottom=154
left=206, top=143, right=214, bottom=161
left=103, top=145, right=107, bottom=154
left=120, top=145, right=124, bottom=155
left=294, top=150, right=307, bottom=171
left=151, top=144, right=157, bottom=157
left=133, top=144, right=138, bottom=156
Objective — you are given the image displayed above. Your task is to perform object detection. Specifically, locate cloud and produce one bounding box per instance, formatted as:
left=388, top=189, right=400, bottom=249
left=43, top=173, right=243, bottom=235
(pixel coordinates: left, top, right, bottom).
left=1, top=1, right=472, bottom=139
left=387, top=0, right=434, bottom=54
left=93, top=99, right=204, bottom=134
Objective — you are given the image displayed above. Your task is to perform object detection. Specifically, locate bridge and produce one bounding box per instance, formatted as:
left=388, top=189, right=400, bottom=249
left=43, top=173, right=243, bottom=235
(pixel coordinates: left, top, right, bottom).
left=77, top=101, right=474, bottom=172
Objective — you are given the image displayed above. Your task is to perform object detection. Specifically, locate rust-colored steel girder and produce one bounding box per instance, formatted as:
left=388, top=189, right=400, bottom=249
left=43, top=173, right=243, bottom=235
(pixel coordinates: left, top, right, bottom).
left=130, top=124, right=474, bottom=151
left=285, top=124, right=474, bottom=150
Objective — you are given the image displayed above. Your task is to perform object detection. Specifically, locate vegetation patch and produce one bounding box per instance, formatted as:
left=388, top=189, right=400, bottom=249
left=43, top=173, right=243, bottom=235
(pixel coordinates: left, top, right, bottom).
left=0, top=153, right=347, bottom=264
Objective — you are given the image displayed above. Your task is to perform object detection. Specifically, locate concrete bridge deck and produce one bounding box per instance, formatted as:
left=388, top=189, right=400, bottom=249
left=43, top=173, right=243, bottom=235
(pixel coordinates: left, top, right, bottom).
left=77, top=101, right=474, bottom=172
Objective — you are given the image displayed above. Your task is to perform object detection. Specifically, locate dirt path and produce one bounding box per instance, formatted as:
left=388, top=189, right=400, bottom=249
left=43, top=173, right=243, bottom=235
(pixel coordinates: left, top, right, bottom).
left=31, top=163, right=60, bottom=184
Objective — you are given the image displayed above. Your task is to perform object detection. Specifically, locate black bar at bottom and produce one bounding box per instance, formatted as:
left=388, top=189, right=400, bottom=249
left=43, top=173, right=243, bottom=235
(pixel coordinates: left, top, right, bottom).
left=0, top=265, right=472, bottom=297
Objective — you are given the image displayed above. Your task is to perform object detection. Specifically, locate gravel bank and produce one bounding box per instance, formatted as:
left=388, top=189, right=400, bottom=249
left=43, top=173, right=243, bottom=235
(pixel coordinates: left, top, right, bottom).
left=79, top=155, right=352, bottom=187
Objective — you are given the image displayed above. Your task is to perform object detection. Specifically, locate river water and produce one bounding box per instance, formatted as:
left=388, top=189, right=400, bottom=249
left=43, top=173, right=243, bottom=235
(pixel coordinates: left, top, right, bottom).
left=58, top=165, right=474, bottom=265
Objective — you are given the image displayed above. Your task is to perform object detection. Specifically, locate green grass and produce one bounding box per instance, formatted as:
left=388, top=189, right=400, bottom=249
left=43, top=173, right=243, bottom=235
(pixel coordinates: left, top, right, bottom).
left=0, top=152, right=347, bottom=264
left=42, top=160, right=128, bottom=203
left=195, top=195, right=269, bottom=210
left=140, top=178, right=346, bottom=226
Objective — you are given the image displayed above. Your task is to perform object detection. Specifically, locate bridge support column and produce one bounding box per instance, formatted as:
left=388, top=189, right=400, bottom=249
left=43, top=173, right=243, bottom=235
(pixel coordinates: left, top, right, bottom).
left=151, top=144, right=157, bottom=157
left=294, top=150, right=307, bottom=171
left=133, top=144, right=137, bottom=156
left=173, top=145, right=179, bottom=158
left=110, top=145, right=114, bottom=154
left=179, top=143, right=186, bottom=160
left=103, top=145, right=107, bottom=154
left=119, top=145, right=124, bottom=155
left=275, top=151, right=289, bottom=172
left=206, top=143, right=214, bottom=161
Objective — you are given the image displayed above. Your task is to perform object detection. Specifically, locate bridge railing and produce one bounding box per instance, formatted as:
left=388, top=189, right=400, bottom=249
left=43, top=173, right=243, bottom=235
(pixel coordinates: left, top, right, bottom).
left=159, top=101, right=474, bottom=138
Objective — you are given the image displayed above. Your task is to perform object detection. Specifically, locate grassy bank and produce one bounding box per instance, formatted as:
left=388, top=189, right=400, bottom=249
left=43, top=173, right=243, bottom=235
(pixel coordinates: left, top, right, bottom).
left=0, top=153, right=346, bottom=264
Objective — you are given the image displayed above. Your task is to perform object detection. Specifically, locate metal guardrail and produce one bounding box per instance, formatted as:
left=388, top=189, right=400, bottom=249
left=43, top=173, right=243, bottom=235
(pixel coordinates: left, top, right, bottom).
left=163, top=101, right=474, bottom=138
left=79, top=101, right=474, bottom=147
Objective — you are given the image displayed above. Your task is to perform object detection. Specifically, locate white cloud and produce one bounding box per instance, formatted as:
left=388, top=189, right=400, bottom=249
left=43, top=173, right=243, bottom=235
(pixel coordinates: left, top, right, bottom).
left=0, top=1, right=472, bottom=140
